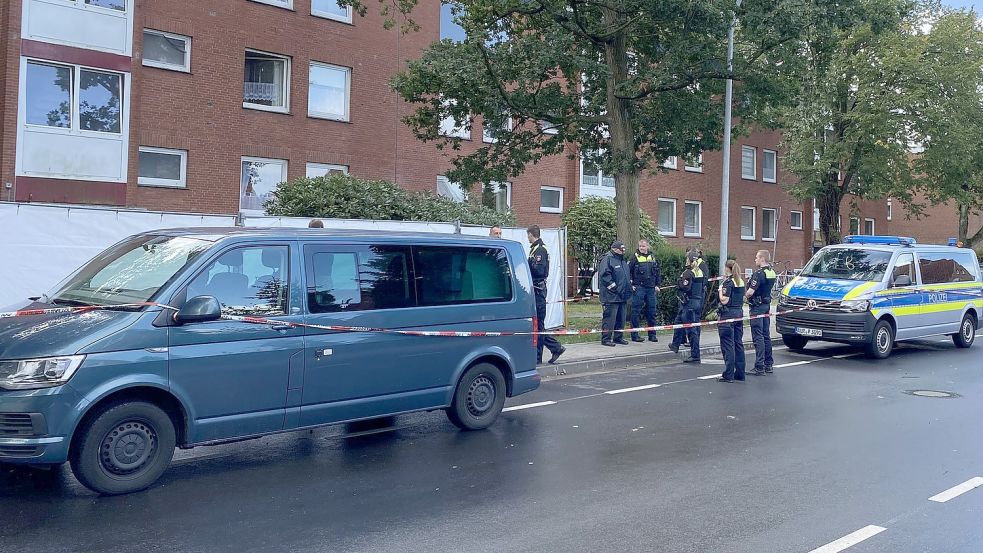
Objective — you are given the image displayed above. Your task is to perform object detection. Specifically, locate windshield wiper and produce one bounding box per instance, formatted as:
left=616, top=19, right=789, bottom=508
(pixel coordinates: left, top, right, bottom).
left=51, top=298, right=96, bottom=307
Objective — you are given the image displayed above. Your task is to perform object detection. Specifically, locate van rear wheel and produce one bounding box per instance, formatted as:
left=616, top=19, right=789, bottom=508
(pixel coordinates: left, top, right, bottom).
left=866, top=320, right=895, bottom=359
left=952, top=313, right=977, bottom=348
left=446, top=363, right=506, bottom=431
left=69, top=401, right=176, bottom=495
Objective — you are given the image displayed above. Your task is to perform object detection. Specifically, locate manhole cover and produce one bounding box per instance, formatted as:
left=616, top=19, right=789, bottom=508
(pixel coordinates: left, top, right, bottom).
left=905, top=390, right=960, bottom=399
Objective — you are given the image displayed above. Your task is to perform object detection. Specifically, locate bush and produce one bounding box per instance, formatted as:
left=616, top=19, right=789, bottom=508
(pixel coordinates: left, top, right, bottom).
left=264, top=174, right=517, bottom=226
left=650, top=246, right=722, bottom=326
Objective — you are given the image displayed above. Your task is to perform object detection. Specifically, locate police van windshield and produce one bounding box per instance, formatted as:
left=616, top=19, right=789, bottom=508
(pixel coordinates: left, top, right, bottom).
left=47, top=235, right=212, bottom=306
left=800, top=248, right=892, bottom=282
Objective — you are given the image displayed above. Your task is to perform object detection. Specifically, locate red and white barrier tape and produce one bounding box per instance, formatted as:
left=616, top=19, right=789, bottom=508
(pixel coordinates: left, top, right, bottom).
left=0, top=302, right=174, bottom=319
left=551, top=276, right=726, bottom=304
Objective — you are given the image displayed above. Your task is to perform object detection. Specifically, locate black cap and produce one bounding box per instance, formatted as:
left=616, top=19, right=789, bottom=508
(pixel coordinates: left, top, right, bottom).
left=611, top=240, right=625, bottom=250
left=686, top=251, right=699, bottom=262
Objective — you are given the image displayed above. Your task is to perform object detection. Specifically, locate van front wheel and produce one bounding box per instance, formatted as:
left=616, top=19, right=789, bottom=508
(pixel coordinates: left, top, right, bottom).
left=69, top=401, right=176, bottom=495
left=782, top=335, right=809, bottom=351
left=446, top=363, right=506, bottom=431
left=952, top=313, right=977, bottom=349
left=866, top=320, right=895, bottom=359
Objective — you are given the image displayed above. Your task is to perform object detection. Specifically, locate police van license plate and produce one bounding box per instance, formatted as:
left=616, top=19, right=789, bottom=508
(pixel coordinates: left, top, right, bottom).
left=795, top=327, right=822, bottom=337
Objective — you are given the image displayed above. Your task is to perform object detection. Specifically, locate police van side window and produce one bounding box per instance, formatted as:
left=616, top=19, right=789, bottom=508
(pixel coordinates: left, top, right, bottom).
left=414, top=246, right=513, bottom=306
left=185, top=246, right=288, bottom=316
left=918, top=252, right=976, bottom=285
left=891, top=253, right=915, bottom=286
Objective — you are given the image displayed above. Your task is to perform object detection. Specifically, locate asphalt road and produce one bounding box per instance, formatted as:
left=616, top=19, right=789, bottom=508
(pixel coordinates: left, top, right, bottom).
left=2, top=338, right=982, bottom=553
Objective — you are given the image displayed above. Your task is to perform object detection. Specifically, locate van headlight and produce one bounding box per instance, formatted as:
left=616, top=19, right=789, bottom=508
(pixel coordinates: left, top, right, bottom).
left=841, top=299, right=870, bottom=313
left=0, top=355, right=85, bottom=390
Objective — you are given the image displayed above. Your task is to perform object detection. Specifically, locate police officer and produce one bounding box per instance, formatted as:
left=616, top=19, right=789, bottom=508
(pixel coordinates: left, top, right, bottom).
left=527, top=226, right=566, bottom=366
left=628, top=239, right=661, bottom=342
left=717, top=259, right=747, bottom=382
left=745, top=249, right=777, bottom=375
left=598, top=240, right=632, bottom=346
left=669, top=252, right=703, bottom=362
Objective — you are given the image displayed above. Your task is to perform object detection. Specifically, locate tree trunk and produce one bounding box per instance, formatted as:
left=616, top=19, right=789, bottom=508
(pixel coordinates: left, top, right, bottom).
left=958, top=204, right=969, bottom=244
left=817, top=180, right=844, bottom=246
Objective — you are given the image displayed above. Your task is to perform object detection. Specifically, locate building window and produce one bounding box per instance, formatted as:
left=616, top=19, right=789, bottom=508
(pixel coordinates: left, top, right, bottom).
left=481, top=182, right=511, bottom=212
left=539, top=120, right=559, bottom=135
left=662, top=156, right=677, bottom=170
left=249, top=0, right=293, bottom=9
left=684, top=153, right=703, bottom=172
left=580, top=153, right=615, bottom=189
left=439, top=99, right=470, bottom=139
left=540, top=186, right=563, bottom=213
left=762, top=208, right=777, bottom=241
left=138, top=147, right=186, bottom=188
left=440, top=2, right=467, bottom=42
left=308, top=62, right=350, bottom=121
left=437, top=175, right=466, bottom=202
left=240, top=157, right=287, bottom=213
left=849, top=216, right=860, bottom=235
left=482, top=117, right=512, bottom=143
left=684, top=201, right=701, bottom=237
left=762, top=149, right=777, bottom=183
left=741, top=146, right=756, bottom=180
left=25, top=60, right=122, bottom=134
left=311, top=0, right=352, bottom=23
left=790, top=210, right=803, bottom=230
left=813, top=207, right=820, bottom=228
left=741, top=206, right=756, bottom=240
left=306, top=163, right=348, bottom=178
left=142, top=30, right=190, bottom=72
left=86, top=0, right=126, bottom=11
left=244, top=50, right=290, bottom=112
left=658, top=198, right=676, bottom=236
left=887, top=198, right=893, bottom=221
left=864, top=218, right=875, bottom=235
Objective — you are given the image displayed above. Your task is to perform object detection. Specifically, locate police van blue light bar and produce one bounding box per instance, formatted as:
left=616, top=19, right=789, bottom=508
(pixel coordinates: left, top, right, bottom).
left=843, top=235, right=917, bottom=246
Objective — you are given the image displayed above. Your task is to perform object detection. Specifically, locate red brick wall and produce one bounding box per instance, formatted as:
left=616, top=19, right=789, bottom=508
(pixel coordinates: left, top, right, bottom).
left=0, top=0, right=18, bottom=202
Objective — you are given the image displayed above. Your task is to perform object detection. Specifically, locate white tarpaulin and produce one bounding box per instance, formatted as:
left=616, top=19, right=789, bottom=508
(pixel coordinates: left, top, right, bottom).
left=0, top=204, right=566, bottom=328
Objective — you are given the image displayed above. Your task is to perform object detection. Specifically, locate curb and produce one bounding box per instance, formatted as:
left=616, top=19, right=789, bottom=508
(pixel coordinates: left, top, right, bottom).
left=537, top=337, right=785, bottom=378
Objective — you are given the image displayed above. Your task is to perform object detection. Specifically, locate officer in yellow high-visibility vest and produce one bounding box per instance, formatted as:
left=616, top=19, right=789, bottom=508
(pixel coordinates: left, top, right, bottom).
left=745, top=249, right=778, bottom=375
left=627, top=239, right=661, bottom=342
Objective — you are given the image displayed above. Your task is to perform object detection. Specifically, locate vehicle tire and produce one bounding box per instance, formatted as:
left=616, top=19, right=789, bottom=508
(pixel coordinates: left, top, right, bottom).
left=782, top=334, right=809, bottom=351
left=952, top=312, right=977, bottom=349
left=866, top=320, right=895, bottom=359
left=69, top=401, right=176, bottom=495
left=446, top=363, right=507, bottom=431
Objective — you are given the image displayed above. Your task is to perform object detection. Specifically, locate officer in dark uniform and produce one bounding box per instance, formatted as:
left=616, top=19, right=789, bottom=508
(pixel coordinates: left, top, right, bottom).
left=745, top=249, right=777, bottom=375
left=598, top=240, right=632, bottom=346
left=669, top=252, right=702, bottom=362
left=717, top=259, right=747, bottom=382
left=628, top=239, right=662, bottom=342
left=527, top=225, right=566, bottom=366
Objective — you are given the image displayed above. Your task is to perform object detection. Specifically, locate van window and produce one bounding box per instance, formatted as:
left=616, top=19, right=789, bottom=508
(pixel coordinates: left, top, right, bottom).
left=308, top=252, right=361, bottom=312
left=414, top=246, right=512, bottom=306
left=918, top=252, right=977, bottom=285
left=186, top=246, right=288, bottom=315
left=800, top=248, right=892, bottom=282
left=891, top=253, right=916, bottom=285
left=359, top=245, right=415, bottom=310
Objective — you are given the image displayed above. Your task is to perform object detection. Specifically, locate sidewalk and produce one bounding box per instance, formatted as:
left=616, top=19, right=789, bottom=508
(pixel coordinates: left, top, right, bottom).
left=540, top=318, right=781, bottom=377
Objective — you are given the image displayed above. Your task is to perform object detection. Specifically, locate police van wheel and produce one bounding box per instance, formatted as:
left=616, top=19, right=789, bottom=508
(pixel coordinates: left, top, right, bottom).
left=69, top=401, right=176, bottom=495
left=447, top=363, right=506, bottom=431
left=952, top=313, right=976, bottom=349
left=866, top=320, right=895, bottom=359
left=782, top=335, right=808, bottom=351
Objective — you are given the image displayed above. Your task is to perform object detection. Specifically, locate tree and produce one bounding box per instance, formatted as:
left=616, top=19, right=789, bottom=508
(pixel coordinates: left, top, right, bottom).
left=911, top=10, right=983, bottom=247
left=386, top=0, right=811, bottom=249
left=781, top=0, right=929, bottom=245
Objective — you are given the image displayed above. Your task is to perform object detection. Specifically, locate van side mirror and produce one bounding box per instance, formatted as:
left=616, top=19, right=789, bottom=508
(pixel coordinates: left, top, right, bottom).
left=893, top=274, right=912, bottom=287
left=174, top=296, right=222, bottom=325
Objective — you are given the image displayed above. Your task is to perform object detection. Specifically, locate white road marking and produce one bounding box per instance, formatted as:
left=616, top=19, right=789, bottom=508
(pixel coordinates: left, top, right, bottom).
left=774, top=360, right=811, bottom=368
left=808, top=525, right=887, bottom=553
left=697, top=374, right=721, bottom=380
left=604, top=384, right=662, bottom=395
left=503, top=401, right=556, bottom=412
left=928, top=477, right=983, bottom=503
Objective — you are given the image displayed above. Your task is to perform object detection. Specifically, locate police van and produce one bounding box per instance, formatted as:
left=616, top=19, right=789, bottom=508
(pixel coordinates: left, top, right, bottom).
left=776, top=236, right=983, bottom=359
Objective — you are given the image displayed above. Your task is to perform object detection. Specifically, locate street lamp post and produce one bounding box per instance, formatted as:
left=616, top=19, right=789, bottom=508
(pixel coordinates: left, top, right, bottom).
left=718, top=0, right=742, bottom=275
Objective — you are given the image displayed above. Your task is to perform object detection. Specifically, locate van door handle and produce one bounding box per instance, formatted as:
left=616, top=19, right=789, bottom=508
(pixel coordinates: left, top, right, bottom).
left=270, top=323, right=293, bottom=331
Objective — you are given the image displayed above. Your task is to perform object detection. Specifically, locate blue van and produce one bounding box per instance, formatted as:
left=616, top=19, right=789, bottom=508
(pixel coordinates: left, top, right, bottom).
left=0, top=229, right=541, bottom=494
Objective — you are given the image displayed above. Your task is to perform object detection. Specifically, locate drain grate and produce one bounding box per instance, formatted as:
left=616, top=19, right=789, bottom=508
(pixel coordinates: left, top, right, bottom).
left=904, top=390, right=960, bottom=399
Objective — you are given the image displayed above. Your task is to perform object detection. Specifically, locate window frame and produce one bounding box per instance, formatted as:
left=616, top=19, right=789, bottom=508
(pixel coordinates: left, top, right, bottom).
left=23, top=59, right=126, bottom=137
left=740, top=206, right=756, bottom=240
left=248, top=0, right=294, bottom=10
left=762, top=207, right=777, bottom=242
left=307, top=61, right=351, bottom=122
left=683, top=200, right=702, bottom=238
left=83, top=0, right=128, bottom=13
left=240, top=156, right=288, bottom=214
left=243, top=49, right=291, bottom=114
left=305, top=163, right=348, bottom=178
left=864, top=218, right=875, bottom=236
left=482, top=181, right=512, bottom=212
left=142, top=29, right=191, bottom=73
left=762, top=149, right=777, bottom=183
left=311, top=0, right=353, bottom=23
left=741, top=145, right=757, bottom=180
left=849, top=216, right=861, bottom=236
left=790, top=210, right=803, bottom=230
left=138, top=146, right=187, bottom=188
left=540, top=186, right=564, bottom=214
left=887, top=199, right=893, bottom=221
left=482, top=117, right=512, bottom=143
left=684, top=153, right=703, bottom=173
left=657, top=198, right=677, bottom=237
left=662, top=156, right=678, bottom=170
left=436, top=175, right=467, bottom=203
left=438, top=99, right=471, bottom=139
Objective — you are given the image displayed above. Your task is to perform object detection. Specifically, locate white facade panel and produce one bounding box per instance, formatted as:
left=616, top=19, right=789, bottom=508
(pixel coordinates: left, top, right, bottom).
left=23, top=0, right=133, bottom=56
left=20, top=129, right=127, bottom=181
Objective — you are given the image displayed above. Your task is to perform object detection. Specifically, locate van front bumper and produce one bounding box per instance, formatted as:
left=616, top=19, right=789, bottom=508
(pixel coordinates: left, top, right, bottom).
left=776, top=310, right=877, bottom=343
left=0, top=385, right=81, bottom=465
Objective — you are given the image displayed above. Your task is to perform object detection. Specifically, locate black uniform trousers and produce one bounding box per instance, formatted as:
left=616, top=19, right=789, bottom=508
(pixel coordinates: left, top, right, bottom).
left=601, top=301, right=627, bottom=343
left=749, top=304, right=773, bottom=369
left=535, top=288, right=562, bottom=361
left=718, top=314, right=746, bottom=381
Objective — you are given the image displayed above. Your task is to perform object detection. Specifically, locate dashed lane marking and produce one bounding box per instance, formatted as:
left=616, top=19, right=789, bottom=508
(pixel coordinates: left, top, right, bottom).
left=808, top=525, right=887, bottom=553
left=502, top=401, right=557, bottom=412
left=697, top=374, right=720, bottom=380
left=928, top=477, right=983, bottom=503
left=604, top=384, right=662, bottom=395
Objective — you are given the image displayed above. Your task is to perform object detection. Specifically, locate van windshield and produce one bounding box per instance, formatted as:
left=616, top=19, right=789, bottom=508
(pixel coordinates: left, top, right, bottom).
left=800, top=248, right=892, bottom=282
left=48, top=235, right=213, bottom=307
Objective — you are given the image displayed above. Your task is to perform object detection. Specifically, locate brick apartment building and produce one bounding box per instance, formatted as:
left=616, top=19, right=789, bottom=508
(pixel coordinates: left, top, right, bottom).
left=0, top=0, right=967, bottom=271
